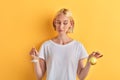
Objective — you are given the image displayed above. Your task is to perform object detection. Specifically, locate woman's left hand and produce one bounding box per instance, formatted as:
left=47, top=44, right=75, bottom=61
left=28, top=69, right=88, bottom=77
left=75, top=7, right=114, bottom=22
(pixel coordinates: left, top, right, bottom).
left=89, top=51, right=103, bottom=58
left=88, top=51, right=103, bottom=62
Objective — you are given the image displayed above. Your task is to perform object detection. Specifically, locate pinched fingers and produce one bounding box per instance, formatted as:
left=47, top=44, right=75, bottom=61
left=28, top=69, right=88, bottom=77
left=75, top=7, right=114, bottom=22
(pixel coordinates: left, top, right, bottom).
left=90, top=51, right=103, bottom=59
left=29, top=47, right=39, bottom=58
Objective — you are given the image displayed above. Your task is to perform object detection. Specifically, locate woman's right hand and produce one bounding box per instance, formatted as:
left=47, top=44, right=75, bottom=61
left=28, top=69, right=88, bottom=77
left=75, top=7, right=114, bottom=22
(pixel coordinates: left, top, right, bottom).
left=29, top=47, right=39, bottom=60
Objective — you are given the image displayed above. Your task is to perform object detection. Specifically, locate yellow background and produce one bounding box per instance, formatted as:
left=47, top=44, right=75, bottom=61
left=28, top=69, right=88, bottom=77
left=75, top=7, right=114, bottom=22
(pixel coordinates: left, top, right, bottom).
left=0, top=0, right=120, bottom=80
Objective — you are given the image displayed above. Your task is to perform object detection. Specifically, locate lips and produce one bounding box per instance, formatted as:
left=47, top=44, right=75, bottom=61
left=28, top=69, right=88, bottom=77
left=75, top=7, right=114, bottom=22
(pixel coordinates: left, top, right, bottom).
left=58, top=30, right=64, bottom=32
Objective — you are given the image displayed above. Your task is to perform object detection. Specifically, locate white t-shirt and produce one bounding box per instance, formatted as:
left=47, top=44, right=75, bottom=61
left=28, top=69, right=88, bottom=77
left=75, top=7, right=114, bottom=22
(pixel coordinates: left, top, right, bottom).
left=38, top=40, right=88, bottom=80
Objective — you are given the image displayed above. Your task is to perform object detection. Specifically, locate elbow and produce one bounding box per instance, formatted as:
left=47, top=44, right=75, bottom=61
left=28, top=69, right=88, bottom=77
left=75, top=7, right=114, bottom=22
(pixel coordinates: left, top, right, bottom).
left=36, top=76, right=42, bottom=80
left=80, top=77, right=85, bottom=80
left=78, top=75, right=86, bottom=80
left=35, top=73, right=43, bottom=80
left=77, top=72, right=86, bottom=80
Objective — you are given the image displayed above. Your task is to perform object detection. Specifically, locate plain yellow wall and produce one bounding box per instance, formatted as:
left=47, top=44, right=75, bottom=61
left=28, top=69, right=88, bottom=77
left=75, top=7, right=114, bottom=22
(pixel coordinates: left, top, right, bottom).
left=0, top=0, right=120, bottom=80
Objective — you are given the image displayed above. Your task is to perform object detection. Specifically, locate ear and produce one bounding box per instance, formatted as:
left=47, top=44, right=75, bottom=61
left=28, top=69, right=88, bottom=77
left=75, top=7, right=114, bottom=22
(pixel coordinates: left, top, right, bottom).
left=53, top=19, right=56, bottom=30
left=70, top=19, right=74, bottom=28
left=67, top=26, right=73, bottom=33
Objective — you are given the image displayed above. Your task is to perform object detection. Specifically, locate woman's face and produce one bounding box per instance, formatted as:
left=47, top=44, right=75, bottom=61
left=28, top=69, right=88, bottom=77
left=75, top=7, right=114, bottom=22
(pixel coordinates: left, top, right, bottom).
left=54, top=14, right=72, bottom=34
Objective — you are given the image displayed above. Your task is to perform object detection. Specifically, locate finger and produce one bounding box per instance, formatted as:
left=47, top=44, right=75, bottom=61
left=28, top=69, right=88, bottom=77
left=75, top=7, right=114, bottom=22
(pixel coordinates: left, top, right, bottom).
left=30, top=49, right=34, bottom=55
left=92, top=52, right=96, bottom=55
left=95, top=54, right=103, bottom=58
left=32, top=47, right=36, bottom=51
left=32, top=48, right=38, bottom=56
left=95, top=52, right=100, bottom=54
left=89, top=51, right=97, bottom=57
left=89, top=52, right=95, bottom=57
left=30, top=48, right=36, bottom=55
left=31, top=54, right=35, bottom=57
left=34, top=49, right=39, bottom=56
left=29, top=50, right=33, bottom=55
left=94, top=51, right=100, bottom=55
left=98, top=54, right=103, bottom=58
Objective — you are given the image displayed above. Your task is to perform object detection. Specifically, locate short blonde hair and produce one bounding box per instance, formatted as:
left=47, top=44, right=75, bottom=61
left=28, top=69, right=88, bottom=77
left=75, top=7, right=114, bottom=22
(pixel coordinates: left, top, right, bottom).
left=53, top=8, right=74, bottom=33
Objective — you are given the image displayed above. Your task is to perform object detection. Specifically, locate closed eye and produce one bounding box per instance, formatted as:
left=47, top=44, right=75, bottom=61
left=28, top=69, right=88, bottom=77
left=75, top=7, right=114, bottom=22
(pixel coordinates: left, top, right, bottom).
left=64, top=20, right=68, bottom=25
left=63, top=22, right=68, bottom=25
left=55, top=21, right=61, bottom=24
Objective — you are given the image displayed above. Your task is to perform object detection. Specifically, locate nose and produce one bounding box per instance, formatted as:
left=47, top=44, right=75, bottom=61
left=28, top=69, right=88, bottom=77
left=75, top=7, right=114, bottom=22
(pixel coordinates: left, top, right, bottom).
left=59, top=23, right=64, bottom=29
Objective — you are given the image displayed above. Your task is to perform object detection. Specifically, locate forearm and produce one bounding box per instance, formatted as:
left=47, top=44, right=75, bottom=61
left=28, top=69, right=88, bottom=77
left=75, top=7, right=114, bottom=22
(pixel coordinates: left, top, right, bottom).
left=33, top=61, right=43, bottom=80
left=78, top=62, right=91, bottom=80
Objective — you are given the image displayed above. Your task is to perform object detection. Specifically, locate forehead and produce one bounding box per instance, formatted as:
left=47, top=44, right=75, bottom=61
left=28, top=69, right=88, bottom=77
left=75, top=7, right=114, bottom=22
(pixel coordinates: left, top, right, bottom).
left=55, top=14, right=70, bottom=21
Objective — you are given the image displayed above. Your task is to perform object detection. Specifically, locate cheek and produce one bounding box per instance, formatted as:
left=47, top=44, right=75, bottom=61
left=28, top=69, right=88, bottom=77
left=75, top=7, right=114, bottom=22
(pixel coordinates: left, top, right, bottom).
left=65, top=24, right=71, bottom=29
left=64, top=26, right=70, bottom=31
left=55, top=26, right=60, bottom=30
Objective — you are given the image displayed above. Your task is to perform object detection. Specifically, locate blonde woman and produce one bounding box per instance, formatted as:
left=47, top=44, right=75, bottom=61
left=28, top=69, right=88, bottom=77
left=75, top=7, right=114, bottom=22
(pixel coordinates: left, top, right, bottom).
left=29, top=8, right=103, bottom=80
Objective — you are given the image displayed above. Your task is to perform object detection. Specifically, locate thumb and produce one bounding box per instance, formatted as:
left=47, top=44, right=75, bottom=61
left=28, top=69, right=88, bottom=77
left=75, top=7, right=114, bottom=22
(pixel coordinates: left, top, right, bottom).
left=31, top=53, right=36, bottom=58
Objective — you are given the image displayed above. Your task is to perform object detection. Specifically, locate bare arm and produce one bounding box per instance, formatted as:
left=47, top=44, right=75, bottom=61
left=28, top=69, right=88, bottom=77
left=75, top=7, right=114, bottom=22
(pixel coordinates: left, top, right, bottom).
left=30, top=48, right=46, bottom=80
left=33, top=59, right=46, bottom=80
left=77, top=52, right=103, bottom=80
left=77, top=59, right=91, bottom=80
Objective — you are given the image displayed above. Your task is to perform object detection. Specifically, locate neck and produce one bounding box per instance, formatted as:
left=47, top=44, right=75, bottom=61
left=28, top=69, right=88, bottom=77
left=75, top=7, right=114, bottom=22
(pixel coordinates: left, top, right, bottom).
left=57, top=34, right=69, bottom=41
left=54, top=34, right=73, bottom=45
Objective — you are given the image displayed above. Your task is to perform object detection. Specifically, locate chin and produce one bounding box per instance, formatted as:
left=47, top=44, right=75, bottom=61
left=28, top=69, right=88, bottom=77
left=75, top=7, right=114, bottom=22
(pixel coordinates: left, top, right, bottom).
left=58, top=31, right=66, bottom=34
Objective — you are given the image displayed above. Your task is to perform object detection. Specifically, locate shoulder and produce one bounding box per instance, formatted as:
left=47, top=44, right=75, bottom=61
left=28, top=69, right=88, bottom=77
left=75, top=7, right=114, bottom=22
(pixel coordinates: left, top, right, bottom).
left=73, top=40, right=84, bottom=47
left=41, top=40, right=51, bottom=47
left=73, top=40, right=87, bottom=50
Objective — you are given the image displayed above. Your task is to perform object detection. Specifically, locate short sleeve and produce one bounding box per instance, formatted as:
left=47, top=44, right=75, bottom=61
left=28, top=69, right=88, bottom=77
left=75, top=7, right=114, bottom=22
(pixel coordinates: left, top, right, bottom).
left=79, top=44, right=89, bottom=60
left=38, top=44, right=46, bottom=60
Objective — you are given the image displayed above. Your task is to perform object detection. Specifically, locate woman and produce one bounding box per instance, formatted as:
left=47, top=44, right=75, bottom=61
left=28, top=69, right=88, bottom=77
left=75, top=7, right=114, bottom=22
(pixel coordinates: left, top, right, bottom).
left=29, top=8, right=103, bottom=80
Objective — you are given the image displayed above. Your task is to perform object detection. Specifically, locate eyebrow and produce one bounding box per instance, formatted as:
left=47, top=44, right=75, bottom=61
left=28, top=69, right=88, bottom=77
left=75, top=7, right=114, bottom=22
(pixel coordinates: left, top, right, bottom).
left=56, top=20, right=68, bottom=22
left=64, top=20, right=68, bottom=22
